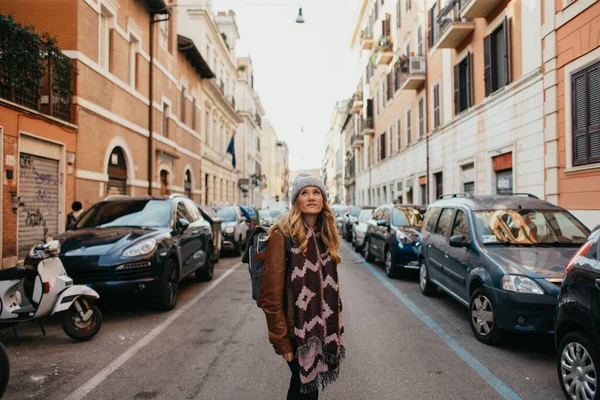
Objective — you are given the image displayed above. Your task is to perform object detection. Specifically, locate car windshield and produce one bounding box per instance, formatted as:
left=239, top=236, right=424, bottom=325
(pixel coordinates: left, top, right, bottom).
left=359, top=210, right=373, bottom=222
left=350, top=206, right=361, bottom=217
left=332, top=207, right=347, bottom=217
left=216, top=207, right=237, bottom=222
left=259, top=209, right=271, bottom=218
left=474, top=209, right=590, bottom=246
left=392, top=207, right=424, bottom=227
left=75, top=200, right=172, bottom=229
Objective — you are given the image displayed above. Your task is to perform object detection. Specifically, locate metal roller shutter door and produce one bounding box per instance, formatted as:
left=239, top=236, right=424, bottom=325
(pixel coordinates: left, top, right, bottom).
left=18, top=154, right=59, bottom=258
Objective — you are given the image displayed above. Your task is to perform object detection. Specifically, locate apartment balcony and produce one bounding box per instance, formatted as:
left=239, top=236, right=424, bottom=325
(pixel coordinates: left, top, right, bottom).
left=351, top=134, right=364, bottom=149
left=374, top=36, right=394, bottom=66
left=433, top=0, right=474, bottom=50
left=361, top=30, right=374, bottom=50
left=460, top=0, right=504, bottom=19
left=398, top=56, right=426, bottom=91
left=351, top=92, right=363, bottom=114
left=361, top=118, right=374, bottom=136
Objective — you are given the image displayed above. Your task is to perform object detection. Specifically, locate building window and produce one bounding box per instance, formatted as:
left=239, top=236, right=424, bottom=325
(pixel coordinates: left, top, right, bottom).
left=420, top=183, right=427, bottom=204
left=162, top=103, right=169, bottom=137
left=428, top=3, right=439, bottom=48
left=128, top=35, right=138, bottom=88
left=454, top=53, right=472, bottom=115
left=572, top=61, right=600, bottom=166
left=406, top=109, right=412, bottom=146
left=205, top=109, right=210, bottom=143
left=418, top=97, right=424, bottom=139
left=493, top=153, right=513, bottom=195
left=461, top=163, right=475, bottom=194
left=394, top=63, right=401, bottom=91
left=397, top=118, right=402, bottom=152
left=387, top=72, right=393, bottom=100
left=433, top=83, right=440, bottom=128
left=417, top=26, right=423, bottom=55
left=434, top=171, right=443, bottom=200
left=389, top=124, right=393, bottom=155
left=381, top=82, right=386, bottom=108
left=159, top=19, right=170, bottom=52
left=184, top=170, right=192, bottom=198
left=396, top=0, right=401, bottom=28
left=192, top=97, right=197, bottom=131
left=405, top=0, right=411, bottom=13
left=376, top=89, right=380, bottom=115
left=484, top=17, right=511, bottom=96
left=99, top=7, right=112, bottom=70
left=180, top=87, right=186, bottom=124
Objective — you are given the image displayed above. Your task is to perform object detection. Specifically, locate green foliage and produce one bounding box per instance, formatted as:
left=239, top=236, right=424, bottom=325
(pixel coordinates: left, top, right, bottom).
left=0, top=13, right=74, bottom=101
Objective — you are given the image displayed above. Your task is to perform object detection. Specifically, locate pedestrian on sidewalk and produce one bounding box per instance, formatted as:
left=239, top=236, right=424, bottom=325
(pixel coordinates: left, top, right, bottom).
left=66, top=201, right=84, bottom=229
left=259, top=173, right=345, bottom=399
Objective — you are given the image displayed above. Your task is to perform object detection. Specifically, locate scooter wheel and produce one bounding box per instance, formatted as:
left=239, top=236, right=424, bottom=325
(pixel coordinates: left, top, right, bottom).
left=61, top=299, right=103, bottom=341
left=0, top=341, right=9, bottom=398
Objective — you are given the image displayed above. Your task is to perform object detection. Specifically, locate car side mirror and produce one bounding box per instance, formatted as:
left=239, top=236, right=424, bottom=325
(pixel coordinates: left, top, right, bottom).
left=240, top=217, right=247, bottom=223
left=449, top=235, right=469, bottom=248
left=376, top=220, right=388, bottom=227
left=178, top=218, right=190, bottom=232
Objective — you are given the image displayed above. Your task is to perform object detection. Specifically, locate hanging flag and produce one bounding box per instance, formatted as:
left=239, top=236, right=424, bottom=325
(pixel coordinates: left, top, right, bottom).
left=226, top=135, right=236, bottom=168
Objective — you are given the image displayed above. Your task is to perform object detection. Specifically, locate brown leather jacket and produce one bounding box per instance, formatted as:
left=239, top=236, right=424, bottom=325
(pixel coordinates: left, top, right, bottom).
left=258, top=230, right=295, bottom=355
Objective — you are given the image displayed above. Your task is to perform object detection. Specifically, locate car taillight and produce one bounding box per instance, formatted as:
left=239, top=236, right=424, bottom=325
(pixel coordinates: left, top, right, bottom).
left=566, top=240, right=593, bottom=274
left=42, top=281, right=51, bottom=293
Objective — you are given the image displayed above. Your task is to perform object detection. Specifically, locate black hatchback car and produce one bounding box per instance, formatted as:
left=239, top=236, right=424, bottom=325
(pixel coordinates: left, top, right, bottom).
left=418, top=193, right=589, bottom=345
left=363, top=204, right=426, bottom=278
left=55, top=195, right=215, bottom=311
left=555, top=228, right=600, bottom=400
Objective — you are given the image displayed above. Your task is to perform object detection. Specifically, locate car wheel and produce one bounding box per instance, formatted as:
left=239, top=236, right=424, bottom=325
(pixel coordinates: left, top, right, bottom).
left=558, top=331, right=599, bottom=400
left=196, top=244, right=214, bottom=282
left=157, top=257, right=179, bottom=311
left=419, top=259, right=437, bottom=296
left=385, top=249, right=398, bottom=279
left=363, top=238, right=374, bottom=262
left=469, top=287, right=502, bottom=345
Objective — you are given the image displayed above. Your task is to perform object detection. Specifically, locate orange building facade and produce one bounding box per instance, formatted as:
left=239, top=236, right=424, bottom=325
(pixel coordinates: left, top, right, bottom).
left=543, top=0, right=600, bottom=229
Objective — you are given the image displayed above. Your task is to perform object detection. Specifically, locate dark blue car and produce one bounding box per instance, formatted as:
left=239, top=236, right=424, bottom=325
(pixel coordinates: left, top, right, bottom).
left=362, top=204, right=426, bottom=278
left=418, top=193, right=590, bottom=345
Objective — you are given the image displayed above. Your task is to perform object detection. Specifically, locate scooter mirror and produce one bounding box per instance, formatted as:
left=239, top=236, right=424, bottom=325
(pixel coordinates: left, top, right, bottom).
left=45, top=236, right=53, bottom=243
left=43, top=240, right=61, bottom=253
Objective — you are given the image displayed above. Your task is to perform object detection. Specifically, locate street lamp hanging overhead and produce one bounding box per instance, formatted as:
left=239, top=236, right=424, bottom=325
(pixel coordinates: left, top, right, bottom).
left=296, top=7, right=305, bottom=23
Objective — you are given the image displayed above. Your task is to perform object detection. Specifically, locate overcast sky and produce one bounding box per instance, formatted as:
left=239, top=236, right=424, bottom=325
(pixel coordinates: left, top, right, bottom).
left=212, top=0, right=362, bottom=171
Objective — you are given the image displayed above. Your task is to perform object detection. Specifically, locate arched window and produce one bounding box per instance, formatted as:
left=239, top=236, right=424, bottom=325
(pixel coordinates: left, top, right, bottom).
left=184, top=170, right=192, bottom=198
left=160, top=169, right=169, bottom=195
left=107, top=147, right=127, bottom=196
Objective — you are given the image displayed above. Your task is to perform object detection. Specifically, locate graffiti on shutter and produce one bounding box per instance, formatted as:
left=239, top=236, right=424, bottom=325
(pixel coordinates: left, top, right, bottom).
left=18, top=154, right=59, bottom=258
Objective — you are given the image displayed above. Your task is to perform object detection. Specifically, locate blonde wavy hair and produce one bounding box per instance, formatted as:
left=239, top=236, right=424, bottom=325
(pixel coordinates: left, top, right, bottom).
left=269, top=201, right=341, bottom=264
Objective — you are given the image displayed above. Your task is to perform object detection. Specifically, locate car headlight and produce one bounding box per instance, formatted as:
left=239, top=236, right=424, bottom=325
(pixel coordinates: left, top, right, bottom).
left=396, top=231, right=413, bottom=244
left=225, top=227, right=235, bottom=234
left=502, top=275, right=544, bottom=295
left=122, top=238, right=157, bottom=258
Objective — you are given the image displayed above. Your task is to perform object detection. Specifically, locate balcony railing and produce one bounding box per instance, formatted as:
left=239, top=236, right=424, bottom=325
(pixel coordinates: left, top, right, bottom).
left=254, top=113, right=262, bottom=128
left=397, top=56, right=426, bottom=91
left=351, top=92, right=363, bottom=114
left=361, top=29, right=374, bottom=50
left=351, top=134, right=364, bottom=149
left=432, top=0, right=474, bottom=50
left=361, top=117, right=375, bottom=136
left=374, top=35, right=394, bottom=66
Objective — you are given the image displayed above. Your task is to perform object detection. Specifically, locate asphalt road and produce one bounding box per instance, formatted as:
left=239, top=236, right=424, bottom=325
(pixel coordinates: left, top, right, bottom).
left=0, top=243, right=563, bottom=400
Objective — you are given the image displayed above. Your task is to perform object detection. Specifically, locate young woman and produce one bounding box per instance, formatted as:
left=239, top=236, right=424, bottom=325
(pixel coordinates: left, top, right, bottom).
left=259, top=174, right=345, bottom=399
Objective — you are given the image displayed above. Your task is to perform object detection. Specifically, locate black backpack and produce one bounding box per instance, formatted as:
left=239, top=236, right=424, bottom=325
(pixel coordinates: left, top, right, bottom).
left=242, top=227, right=291, bottom=307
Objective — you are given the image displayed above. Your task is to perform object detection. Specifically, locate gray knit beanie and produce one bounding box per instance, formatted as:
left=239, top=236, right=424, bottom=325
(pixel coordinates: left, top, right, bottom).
left=291, top=173, right=328, bottom=204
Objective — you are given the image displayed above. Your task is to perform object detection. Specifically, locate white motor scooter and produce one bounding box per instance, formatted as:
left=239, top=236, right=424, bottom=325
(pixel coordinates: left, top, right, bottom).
left=0, top=239, right=102, bottom=341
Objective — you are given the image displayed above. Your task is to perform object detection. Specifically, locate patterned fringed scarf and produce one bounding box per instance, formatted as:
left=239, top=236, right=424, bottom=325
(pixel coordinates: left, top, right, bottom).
left=290, top=225, right=345, bottom=394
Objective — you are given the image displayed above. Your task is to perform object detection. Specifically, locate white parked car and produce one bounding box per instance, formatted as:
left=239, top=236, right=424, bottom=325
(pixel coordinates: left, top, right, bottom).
left=352, top=209, right=373, bottom=252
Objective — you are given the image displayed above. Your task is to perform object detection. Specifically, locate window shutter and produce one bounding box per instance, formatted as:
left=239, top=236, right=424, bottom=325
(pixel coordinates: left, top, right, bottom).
left=573, top=72, right=588, bottom=165
left=428, top=8, right=433, bottom=48
left=454, top=63, right=460, bottom=115
left=503, top=16, right=511, bottom=86
left=466, top=51, right=472, bottom=107
left=588, top=65, right=600, bottom=163
left=484, top=35, right=492, bottom=96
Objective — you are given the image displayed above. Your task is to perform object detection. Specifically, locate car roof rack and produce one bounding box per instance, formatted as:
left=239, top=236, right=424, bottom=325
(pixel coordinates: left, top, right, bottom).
left=511, top=193, right=539, bottom=199
left=437, top=193, right=474, bottom=200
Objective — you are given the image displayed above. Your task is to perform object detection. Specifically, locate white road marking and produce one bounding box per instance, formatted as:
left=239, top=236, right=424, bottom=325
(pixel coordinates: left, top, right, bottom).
left=65, top=263, right=241, bottom=400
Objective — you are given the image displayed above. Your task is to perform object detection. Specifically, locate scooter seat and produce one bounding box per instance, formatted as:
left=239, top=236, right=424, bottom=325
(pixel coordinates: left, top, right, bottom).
left=0, top=266, right=28, bottom=281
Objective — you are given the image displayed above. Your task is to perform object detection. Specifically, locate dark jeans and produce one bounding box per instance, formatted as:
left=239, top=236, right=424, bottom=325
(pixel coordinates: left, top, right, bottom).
left=287, top=359, right=319, bottom=400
